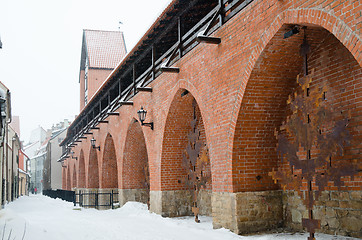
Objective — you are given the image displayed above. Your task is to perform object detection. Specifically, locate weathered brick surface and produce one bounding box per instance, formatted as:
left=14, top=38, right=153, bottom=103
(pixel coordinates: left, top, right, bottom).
left=78, top=150, right=86, bottom=188
left=79, top=69, right=113, bottom=111
left=64, top=0, right=361, bottom=236
left=101, top=134, right=118, bottom=189
left=122, top=121, right=148, bottom=190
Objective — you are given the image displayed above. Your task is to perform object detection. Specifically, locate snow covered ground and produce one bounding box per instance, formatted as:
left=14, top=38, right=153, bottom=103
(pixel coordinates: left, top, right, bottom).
left=0, top=195, right=358, bottom=240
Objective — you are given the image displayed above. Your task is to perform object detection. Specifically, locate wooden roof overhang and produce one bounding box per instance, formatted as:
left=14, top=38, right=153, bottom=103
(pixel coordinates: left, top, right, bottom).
left=61, top=0, right=255, bottom=149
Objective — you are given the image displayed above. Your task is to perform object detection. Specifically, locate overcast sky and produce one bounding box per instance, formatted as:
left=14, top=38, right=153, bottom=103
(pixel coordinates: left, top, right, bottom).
left=0, top=0, right=171, bottom=143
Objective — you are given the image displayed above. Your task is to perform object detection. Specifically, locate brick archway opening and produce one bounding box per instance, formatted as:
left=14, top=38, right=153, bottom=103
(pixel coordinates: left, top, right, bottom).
left=160, top=88, right=211, bottom=217
left=72, top=163, right=77, bottom=189
left=66, top=166, right=71, bottom=191
left=78, top=150, right=86, bottom=188
left=101, top=134, right=118, bottom=189
left=62, top=167, right=66, bottom=190
left=88, top=147, right=99, bottom=188
left=231, top=24, right=361, bottom=235
left=122, top=120, right=149, bottom=205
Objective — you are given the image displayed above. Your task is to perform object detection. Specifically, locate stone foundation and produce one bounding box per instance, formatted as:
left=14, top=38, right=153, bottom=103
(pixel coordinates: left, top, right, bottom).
left=150, top=189, right=212, bottom=217
left=212, top=190, right=283, bottom=234
left=119, top=189, right=149, bottom=206
left=284, top=190, right=362, bottom=238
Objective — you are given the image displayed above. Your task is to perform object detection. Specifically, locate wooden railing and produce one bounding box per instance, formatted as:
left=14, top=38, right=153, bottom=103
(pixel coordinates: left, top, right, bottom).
left=62, top=0, right=255, bottom=149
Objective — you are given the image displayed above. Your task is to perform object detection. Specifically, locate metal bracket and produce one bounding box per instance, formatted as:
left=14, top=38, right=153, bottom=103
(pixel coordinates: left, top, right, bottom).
left=196, top=6, right=222, bottom=44
left=160, top=42, right=181, bottom=73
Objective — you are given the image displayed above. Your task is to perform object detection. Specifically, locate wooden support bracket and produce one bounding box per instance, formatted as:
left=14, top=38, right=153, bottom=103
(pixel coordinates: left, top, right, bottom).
left=107, top=112, right=120, bottom=116
left=160, top=65, right=180, bottom=73
left=137, top=87, right=153, bottom=92
left=119, top=101, right=134, bottom=106
left=196, top=30, right=221, bottom=44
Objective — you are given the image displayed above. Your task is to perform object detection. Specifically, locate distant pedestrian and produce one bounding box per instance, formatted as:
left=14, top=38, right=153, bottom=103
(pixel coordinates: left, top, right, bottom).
left=31, top=187, right=34, bottom=194
left=34, top=187, right=37, bottom=194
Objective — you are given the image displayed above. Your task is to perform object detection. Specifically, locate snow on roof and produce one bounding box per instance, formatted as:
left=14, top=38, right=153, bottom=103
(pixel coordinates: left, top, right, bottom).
left=84, top=30, right=127, bottom=69
left=18, top=168, right=30, bottom=176
left=50, top=128, right=66, bottom=140
left=30, top=151, right=46, bottom=160
left=23, top=141, right=39, bottom=150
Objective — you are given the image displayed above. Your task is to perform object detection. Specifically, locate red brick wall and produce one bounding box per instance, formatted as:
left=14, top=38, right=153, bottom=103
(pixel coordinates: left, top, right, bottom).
left=232, top=25, right=361, bottom=192
left=88, top=147, right=99, bottom=188
left=62, top=168, right=66, bottom=190
left=67, top=0, right=361, bottom=196
left=101, top=134, right=118, bottom=188
left=122, top=121, right=149, bottom=189
left=72, top=164, right=77, bottom=189
left=160, top=89, right=210, bottom=191
left=78, top=150, right=86, bottom=188
left=80, top=69, right=113, bottom=111
left=306, top=28, right=361, bottom=190
left=79, top=70, right=85, bottom=111
left=66, top=167, right=71, bottom=190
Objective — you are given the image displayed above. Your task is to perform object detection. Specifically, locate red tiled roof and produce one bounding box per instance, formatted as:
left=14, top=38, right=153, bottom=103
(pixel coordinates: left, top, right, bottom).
left=84, top=30, right=127, bottom=69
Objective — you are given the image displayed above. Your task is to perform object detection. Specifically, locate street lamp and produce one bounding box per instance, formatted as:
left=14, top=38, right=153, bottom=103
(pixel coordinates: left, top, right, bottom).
left=91, top=137, right=100, bottom=151
left=70, top=151, right=78, bottom=160
left=61, top=161, right=67, bottom=168
left=137, top=107, right=153, bottom=130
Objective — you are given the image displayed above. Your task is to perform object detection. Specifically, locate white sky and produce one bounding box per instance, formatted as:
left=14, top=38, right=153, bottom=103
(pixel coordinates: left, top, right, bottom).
left=0, top=0, right=171, bottom=143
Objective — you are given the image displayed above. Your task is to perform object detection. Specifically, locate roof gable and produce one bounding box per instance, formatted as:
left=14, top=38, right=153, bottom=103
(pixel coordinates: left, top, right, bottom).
left=80, top=30, right=127, bottom=70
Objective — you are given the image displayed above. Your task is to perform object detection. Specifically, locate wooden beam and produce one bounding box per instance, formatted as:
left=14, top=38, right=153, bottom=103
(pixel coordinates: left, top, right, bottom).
left=196, top=32, right=221, bottom=44
left=79, top=136, right=87, bottom=139
left=160, top=66, right=180, bottom=73
left=120, top=101, right=134, bottom=106
left=107, top=112, right=120, bottom=116
left=137, top=87, right=153, bottom=92
left=91, top=127, right=100, bottom=130
left=75, top=140, right=82, bottom=143
left=84, top=132, right=93, bottom=135
left=98, top=120, right=109, bottom=123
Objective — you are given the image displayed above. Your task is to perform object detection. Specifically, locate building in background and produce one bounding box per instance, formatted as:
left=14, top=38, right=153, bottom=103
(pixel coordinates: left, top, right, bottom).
left=18, top=149, right=29, bottom=196
left=0, top=81, right=22, bottom=206
left=7, top=126, right=20, bottom=201
left=79, top=29, right=127, bottom=110
left=43, top=120, right=70, bottom=191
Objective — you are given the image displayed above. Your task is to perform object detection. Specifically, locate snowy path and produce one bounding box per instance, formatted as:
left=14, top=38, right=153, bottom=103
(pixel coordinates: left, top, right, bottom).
left=0, top=195, right=358, bottom=240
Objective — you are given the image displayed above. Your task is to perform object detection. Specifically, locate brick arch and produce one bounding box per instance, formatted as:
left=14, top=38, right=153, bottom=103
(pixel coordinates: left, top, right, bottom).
left=122, top=119, right=149, bottom=190
left=78, top=150, right=86, bottom=188
left=101, top=133, right=118, bottom=188
left=231, top=23, right=362, bottom=192
left=88, top=147, right=99, bottom=188
left=66, top=166, right=71, bottom=191
left=62, top=167, right=66, bottom=190
left=283, top=8, right=362, bottom=67
left=229, top=8, right=362, bottom=168
left=72, top=163, right=77, bottom=189
left=160, top=88, right=210, bottom=191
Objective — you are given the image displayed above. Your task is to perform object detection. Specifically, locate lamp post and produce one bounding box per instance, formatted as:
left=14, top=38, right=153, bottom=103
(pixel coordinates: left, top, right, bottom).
left=90, top=137, right=100, bottom=151
left=137, top=107, right=153, bottom=130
